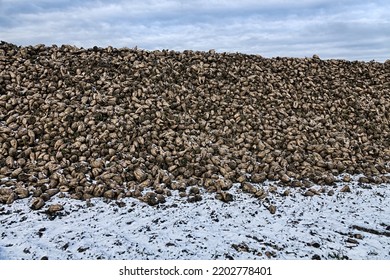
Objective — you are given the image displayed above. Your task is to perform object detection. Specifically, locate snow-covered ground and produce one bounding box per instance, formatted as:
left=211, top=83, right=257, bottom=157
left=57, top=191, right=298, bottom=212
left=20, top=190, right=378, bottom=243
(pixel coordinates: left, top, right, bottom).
left=1, top=176, right=389, bottom=260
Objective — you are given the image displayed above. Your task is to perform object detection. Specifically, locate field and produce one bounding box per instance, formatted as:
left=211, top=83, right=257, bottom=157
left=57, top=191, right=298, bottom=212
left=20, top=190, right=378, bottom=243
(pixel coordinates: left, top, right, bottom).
left=1, top=42, right=389, bottom=259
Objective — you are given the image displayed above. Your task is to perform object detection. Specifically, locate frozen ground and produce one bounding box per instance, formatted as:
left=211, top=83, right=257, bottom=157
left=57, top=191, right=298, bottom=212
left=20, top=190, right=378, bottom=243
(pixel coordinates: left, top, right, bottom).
left=0, top=177, right=389, bottom=260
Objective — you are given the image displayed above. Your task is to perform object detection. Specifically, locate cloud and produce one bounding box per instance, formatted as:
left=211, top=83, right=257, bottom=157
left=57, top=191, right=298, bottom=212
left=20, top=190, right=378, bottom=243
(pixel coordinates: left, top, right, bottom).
left=0, top=0, right=388, bottom=61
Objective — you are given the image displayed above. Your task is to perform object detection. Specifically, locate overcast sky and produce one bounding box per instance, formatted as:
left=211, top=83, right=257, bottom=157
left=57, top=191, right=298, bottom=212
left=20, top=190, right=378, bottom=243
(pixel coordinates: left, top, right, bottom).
left=0, top=0, right=389, bottom=61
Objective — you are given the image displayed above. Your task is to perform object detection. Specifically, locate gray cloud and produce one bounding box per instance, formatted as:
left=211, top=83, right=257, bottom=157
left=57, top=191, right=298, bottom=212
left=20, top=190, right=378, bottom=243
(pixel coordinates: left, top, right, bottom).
left=0, top=0, right=388, bottom=61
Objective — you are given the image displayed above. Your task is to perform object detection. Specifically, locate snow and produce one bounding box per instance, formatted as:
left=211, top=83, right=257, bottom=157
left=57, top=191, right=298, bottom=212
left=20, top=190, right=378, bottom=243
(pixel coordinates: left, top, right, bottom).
left=0, top=177, right=389, bottom=260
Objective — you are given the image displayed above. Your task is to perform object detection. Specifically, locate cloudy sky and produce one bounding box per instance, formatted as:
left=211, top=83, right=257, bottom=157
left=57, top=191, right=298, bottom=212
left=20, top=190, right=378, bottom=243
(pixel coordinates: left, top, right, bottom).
left=0, top=0, right=389, bottom=61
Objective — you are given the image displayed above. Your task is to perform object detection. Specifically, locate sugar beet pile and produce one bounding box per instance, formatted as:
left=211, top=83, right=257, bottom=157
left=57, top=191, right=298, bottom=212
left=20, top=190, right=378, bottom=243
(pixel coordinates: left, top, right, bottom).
left=1, top=42, right=389, bottom=209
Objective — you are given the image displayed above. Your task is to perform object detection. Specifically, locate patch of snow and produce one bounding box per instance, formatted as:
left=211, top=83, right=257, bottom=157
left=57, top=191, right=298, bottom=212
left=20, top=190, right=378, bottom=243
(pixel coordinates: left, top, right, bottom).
left=0, top=180, right=389, bottom=260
